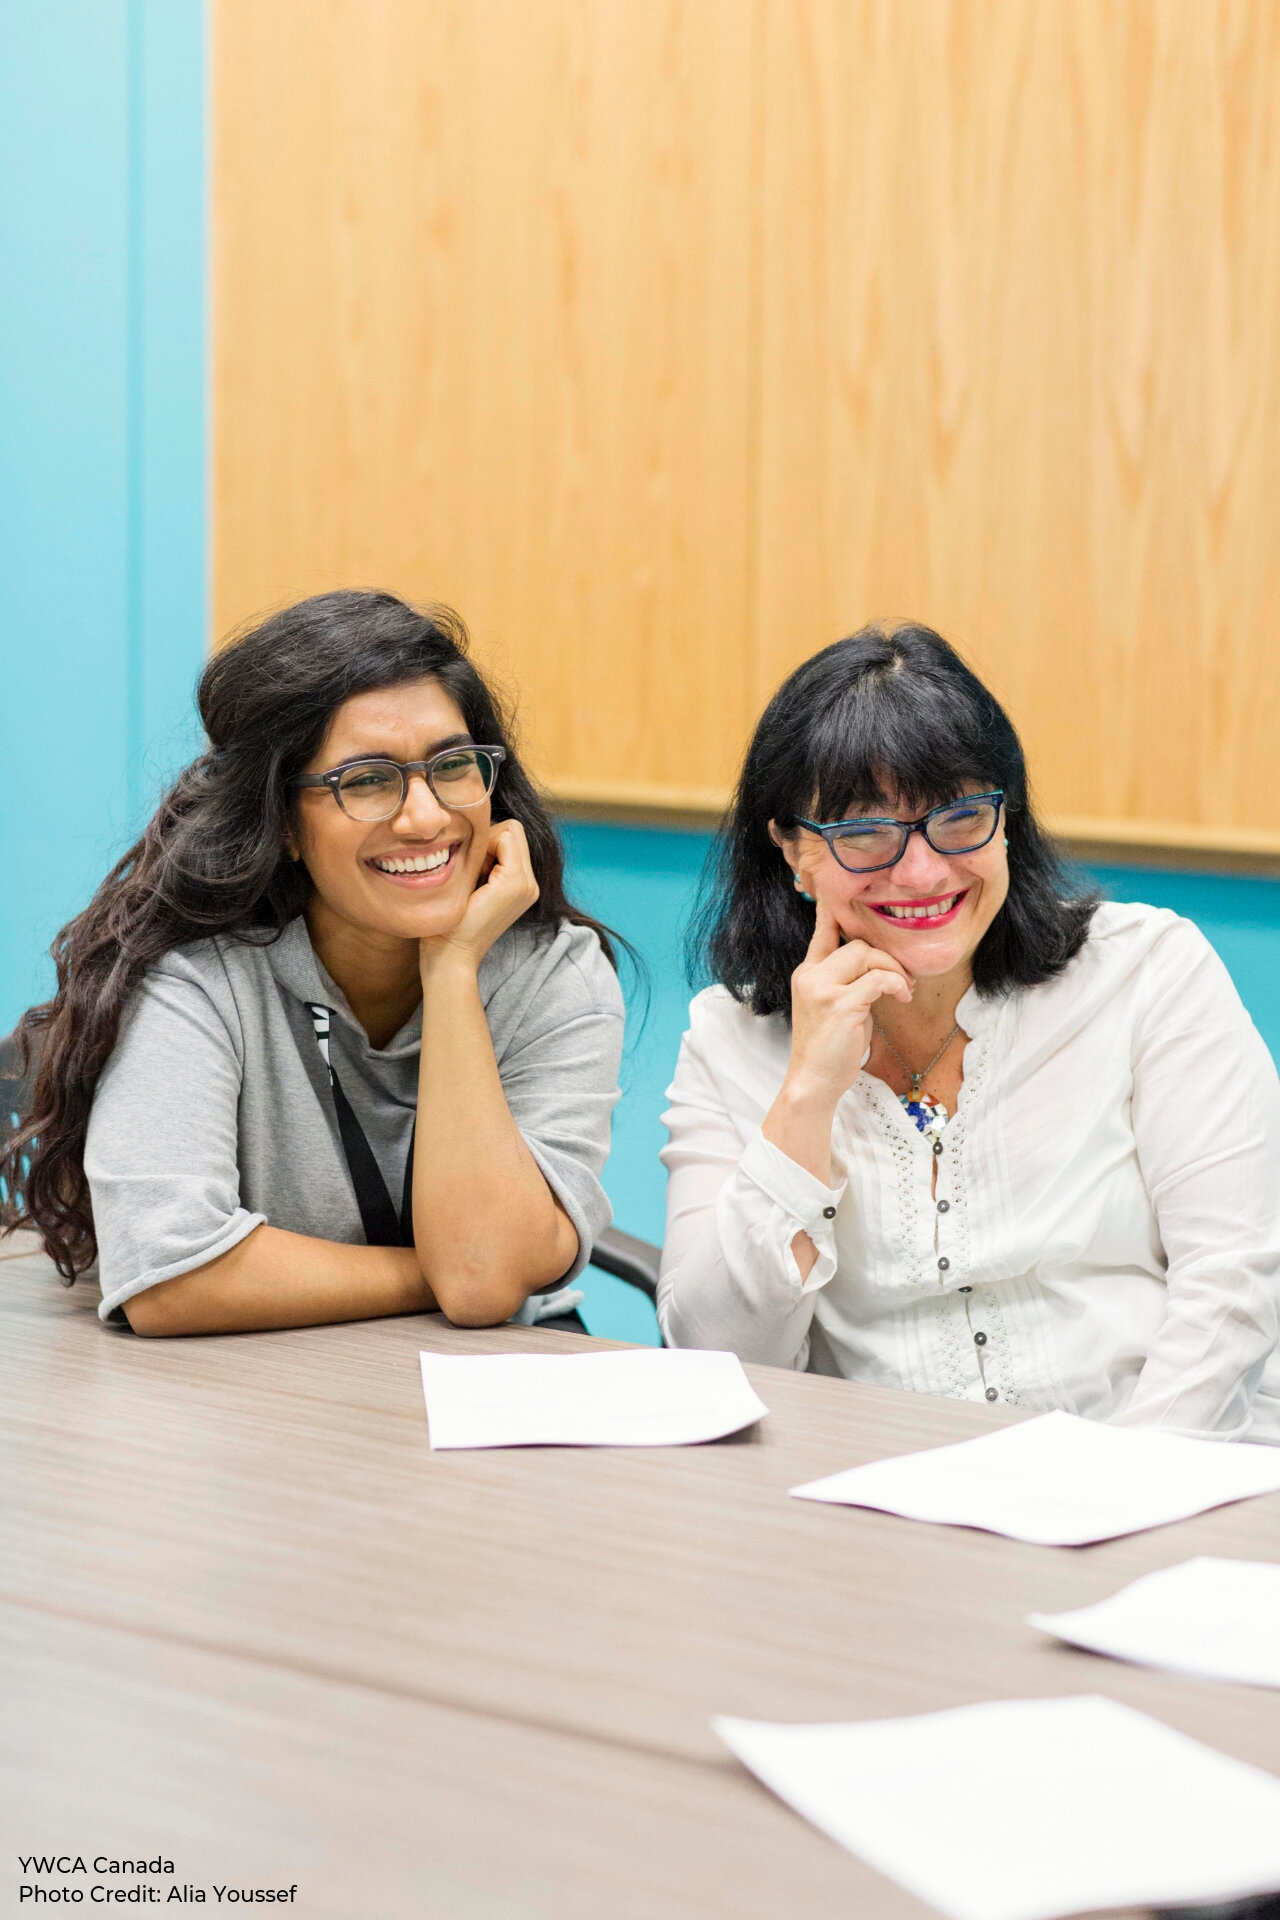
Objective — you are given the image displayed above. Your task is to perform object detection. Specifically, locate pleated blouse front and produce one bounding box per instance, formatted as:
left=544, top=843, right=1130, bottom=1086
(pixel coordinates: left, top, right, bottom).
left=658, top=902, right=1280, bottom=1443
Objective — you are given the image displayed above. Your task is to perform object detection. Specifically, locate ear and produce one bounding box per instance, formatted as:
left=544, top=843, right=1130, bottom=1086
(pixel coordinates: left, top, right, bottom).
left=766, top=819, right=793, bottom=855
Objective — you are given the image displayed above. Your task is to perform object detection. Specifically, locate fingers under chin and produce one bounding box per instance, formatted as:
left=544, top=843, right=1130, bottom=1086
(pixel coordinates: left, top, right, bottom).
left=839, top=970, right=912, bottom=1003
left=819, top=940, right=911, bottom=983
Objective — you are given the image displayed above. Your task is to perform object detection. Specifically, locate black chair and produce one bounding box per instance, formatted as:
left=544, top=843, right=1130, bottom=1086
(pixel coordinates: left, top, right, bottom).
left=535, top=1224, right=664, bottom=1340
left=1159, top=1901, right=1280, bottom=1920
left=0, top=1027, right=35, bottom=1221
left=590, top=1224, right=661, bottom=1305
left=1, top=1024, right=34, bottom=1142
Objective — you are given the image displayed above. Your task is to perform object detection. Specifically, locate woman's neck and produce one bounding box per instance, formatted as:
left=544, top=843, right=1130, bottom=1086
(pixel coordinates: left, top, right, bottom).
left=872, top=964, right=973, bottom=1055
left=304, top=901, right=423, bottom=1051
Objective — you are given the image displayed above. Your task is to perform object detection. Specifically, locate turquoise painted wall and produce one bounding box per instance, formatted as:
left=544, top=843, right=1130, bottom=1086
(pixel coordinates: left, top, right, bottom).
left=0, top=0, right=206, bottom=1032
left=563, top=821, right=1280, bottom=1343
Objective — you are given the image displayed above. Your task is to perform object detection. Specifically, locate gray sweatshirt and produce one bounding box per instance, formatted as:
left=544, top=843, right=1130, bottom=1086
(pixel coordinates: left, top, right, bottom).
left=85, top=914, right=624, bottom=1322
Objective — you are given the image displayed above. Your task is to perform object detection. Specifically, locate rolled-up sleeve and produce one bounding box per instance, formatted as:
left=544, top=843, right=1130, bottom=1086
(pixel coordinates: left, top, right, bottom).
left=86, top=960, right=266, bottom=1322
left=488, top=928, right=624, bottom=1283
left=658, top=999, right=845, bottom=1368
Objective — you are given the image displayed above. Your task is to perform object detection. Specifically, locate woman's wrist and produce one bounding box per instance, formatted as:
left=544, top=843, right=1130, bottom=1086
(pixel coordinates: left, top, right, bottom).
left=771, top=1071, right=843, bottom=1125
left=392, top=1244, right=438, bottom=1312
left=418, top=938, right=482, bottom=989
left=761, top=1080, right=839, bottom=1186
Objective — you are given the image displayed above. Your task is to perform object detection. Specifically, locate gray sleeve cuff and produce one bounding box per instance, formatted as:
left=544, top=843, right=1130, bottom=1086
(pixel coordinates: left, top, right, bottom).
left=97, top=1210, right=267, bottom=1322
left=518, top=1135, right=609, bottom=1289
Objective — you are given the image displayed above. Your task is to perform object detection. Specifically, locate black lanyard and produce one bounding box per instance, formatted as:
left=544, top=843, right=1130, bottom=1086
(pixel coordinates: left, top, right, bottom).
left=307, top=1004, right=415, bottom=1248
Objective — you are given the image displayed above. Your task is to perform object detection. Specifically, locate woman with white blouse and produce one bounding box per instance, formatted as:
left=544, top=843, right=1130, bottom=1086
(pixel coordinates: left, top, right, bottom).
left=658, top=623, right=1280, bottom=1442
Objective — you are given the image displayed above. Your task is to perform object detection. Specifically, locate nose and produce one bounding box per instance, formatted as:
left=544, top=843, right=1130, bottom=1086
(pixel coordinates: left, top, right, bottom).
left=888, top=824, right=955, bottom=892
left=391, top=770, right=452, bottom=837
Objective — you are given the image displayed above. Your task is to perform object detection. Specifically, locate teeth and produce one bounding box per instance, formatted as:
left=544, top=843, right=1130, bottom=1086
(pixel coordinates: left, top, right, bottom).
left=373, top=848, right=452, bottom=875
left=879, top=895, right=959, bottom=921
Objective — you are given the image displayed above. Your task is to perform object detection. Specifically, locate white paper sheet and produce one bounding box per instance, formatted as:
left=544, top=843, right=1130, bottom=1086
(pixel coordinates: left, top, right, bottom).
left=419, top=1347, right=768, bottom=1449
left=1030, top=1555, right=1280, bottom=1689
left=789, top=1409, right=1280, bottom=1545
left=715, top=1696, right=1280, bottom=1920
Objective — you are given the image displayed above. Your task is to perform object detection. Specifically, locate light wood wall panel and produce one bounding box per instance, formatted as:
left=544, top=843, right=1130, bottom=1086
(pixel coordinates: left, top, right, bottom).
left=215, top=0, right=1280, bottom=849
left=214, top=0, right=760, bottom=802
left=754, top=0, right=1280, bottom=849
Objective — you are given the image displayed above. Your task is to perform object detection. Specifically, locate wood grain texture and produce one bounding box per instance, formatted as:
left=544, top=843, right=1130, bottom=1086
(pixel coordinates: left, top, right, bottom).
left=5, top=1253, right=1280, bottom=1799
left=3, top=1605, right=885, bottom=1919
left=213, top=0, right=761, bottom=798
left=753, top=0, right=1280, bottom=847
left=214, top=0, right=1280, bottom=851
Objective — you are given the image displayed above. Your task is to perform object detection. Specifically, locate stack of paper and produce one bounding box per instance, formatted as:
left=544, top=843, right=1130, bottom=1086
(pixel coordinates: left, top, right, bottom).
left=790, top=1409, right=1280, bottom=1545
left=715, top=1696, right=1280, bottom=1920
left=1030, top=1556, right=1280, bottom=1689
left=419, top=1347, right=768, bottom=1449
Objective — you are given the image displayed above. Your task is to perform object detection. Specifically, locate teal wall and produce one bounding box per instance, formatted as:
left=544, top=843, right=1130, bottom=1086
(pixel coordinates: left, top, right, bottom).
left=0, top=1, right=206, bottom=1031
left=563, top=821, right=1280, bottom=1343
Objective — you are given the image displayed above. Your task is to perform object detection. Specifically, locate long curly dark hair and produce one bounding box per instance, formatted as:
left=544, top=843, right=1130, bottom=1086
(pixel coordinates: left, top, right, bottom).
left=691, top=621, right=1098, bottom=1016
left=2, top=590, right=618, bottom=1281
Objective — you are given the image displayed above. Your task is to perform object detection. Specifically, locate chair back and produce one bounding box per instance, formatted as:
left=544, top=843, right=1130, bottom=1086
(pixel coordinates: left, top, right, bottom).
left=590, top=1225, right=661, bottom=1302
left=1, top=1027, right=37, bottom=1219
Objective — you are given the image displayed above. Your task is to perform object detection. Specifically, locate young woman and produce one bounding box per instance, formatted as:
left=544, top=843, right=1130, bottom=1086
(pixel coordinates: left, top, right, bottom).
left=660, top=623, right=1280, bottom=1442
left=2, top=591, right=624, bottom=1336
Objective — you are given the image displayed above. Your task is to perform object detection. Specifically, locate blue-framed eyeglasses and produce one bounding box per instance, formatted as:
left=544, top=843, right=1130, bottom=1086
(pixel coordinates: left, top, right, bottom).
left=795, top=791, right=1005, bottom=874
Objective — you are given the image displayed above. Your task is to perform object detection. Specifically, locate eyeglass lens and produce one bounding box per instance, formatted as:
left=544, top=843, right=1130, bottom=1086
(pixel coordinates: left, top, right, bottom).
left=336, top=751, right=497, bottom=821
left=826, top=798, right=1000, bottom=871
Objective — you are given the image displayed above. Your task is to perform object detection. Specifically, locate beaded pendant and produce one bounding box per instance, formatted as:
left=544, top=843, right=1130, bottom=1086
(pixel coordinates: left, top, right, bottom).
left=901, top=1090, right=949, bottom=1140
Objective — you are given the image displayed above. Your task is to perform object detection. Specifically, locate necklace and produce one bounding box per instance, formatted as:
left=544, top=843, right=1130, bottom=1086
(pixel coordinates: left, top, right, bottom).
left=872, top=1018, right=962, bottom=1139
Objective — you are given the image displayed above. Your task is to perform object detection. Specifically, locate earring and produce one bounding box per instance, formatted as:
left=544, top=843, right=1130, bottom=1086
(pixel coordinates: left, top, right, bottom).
left=792, top=871, right=816, bottom=904
left=1003, top=835, right=1009, bottom=848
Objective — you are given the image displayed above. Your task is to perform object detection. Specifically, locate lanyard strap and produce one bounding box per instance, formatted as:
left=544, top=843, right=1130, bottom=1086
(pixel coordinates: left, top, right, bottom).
left=307, top=1004, right=415, bottom=1248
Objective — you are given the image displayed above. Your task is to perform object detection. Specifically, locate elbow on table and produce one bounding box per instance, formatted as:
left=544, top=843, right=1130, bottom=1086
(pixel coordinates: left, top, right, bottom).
left=122, top=1279, right=195, bottom=1337
left=430, top=1261, right=541, bottom=1329
left=427, top=1214, right=579, bottom=1329
left=434, top=1279, right=526, bottom=1328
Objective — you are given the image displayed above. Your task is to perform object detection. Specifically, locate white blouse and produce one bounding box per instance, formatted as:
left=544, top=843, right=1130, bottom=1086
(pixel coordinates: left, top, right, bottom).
left=658, top=902, right=1280, bottom=1443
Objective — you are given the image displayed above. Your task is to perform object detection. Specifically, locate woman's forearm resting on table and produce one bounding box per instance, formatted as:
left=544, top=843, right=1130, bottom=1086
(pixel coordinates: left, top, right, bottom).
left=122, top=1160, right=574, bottom=1338
left=122, top=1224, right=434, bottom=1336
left=123, top=1137, right=576, bottom=1340
left=122, top=970, right=580, bottom=1337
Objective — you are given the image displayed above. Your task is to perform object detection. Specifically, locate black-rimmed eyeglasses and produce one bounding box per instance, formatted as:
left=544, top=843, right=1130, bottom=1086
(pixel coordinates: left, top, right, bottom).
left=795, top=791, right=1005, bottom=873
left=294, top=745, right=506, bottom=822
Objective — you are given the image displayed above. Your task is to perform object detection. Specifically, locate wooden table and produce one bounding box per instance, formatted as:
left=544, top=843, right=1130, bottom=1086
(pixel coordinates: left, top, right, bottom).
left=3, top=1232, right=1279, bottom=1919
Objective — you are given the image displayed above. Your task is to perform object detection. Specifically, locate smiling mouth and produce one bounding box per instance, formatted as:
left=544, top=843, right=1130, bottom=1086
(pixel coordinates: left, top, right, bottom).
left=869, top=890, right=968, bottom=926
left=367, top=844, right=458, bottom=880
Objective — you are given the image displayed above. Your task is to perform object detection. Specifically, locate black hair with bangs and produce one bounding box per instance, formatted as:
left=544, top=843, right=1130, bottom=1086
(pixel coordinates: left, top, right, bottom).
left=694, top=622, right=1097, bottom=1017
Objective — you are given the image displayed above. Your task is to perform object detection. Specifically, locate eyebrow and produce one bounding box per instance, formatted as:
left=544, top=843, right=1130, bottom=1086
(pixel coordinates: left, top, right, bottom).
left=323, top=732, right=475, bottom=773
